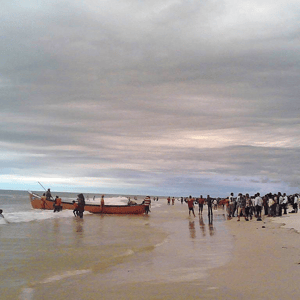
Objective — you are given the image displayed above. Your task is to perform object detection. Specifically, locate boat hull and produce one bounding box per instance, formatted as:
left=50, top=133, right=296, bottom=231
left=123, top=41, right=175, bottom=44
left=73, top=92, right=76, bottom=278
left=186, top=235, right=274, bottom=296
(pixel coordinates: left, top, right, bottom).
left=28, top=192, right=146, bottom=214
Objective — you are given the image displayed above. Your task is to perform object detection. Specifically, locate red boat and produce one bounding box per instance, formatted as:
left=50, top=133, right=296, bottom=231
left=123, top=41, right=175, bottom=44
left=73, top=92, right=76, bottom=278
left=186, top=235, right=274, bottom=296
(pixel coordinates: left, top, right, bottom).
left=28, top=192, right=146, bottom=214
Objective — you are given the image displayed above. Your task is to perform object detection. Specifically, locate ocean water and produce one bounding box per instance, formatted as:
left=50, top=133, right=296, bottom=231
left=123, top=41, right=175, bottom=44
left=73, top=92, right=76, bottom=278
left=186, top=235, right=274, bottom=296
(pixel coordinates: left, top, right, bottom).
left=0, top=190, right=233, bottom=299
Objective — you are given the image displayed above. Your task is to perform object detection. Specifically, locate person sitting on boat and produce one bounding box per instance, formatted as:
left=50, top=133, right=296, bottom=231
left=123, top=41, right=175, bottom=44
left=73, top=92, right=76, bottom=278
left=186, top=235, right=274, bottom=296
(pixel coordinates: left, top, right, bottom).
left=41, top=193, right=46, bottom=209
left=142, top=196, right=151, bottom=214
left=46, top=189, right=52, bottom=201
left=53, top=196, right=62, bottom=212
left=127, top=197, right=137, bottom=206
left=72, top=200, right=79, bottom=216
left=77, top=194, right=85, bottom=218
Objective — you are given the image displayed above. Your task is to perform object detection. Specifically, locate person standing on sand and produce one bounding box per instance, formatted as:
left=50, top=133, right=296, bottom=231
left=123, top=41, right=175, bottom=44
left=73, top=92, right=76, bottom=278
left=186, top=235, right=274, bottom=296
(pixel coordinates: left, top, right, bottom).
left=228, top=193, right=234, bottom=218
left=186, top=196, right=195, bottom=217
left=282, top=193, right=288, bottom=214
left=207, top=195, right=213, bottom=216
left=213, top=198, right=218, bottom=210
left=172, top=197, right=175, bottom=205
left=197, top=195, right=205, bottom=215
left=293, top=194, right=299, bottom=213
left=237, top=194, right=247, bottom=221
left=245, top=193, right=252, bottom=220
left=268, top=194, right=275, bottom=217
left=167, top=197, right=171, bottom=205
left=255, top=193, right=263, bottom=220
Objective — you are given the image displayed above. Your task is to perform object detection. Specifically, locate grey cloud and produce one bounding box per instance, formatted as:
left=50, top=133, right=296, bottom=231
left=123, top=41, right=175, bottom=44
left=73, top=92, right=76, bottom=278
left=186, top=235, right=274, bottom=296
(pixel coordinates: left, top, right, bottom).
left=1, top=0, right=300, bottom=195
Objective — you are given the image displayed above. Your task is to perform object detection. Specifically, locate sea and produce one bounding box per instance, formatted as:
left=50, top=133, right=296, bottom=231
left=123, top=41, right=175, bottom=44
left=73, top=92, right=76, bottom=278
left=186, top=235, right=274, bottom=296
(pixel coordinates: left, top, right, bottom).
left=0, top=190, right=234, bottom=300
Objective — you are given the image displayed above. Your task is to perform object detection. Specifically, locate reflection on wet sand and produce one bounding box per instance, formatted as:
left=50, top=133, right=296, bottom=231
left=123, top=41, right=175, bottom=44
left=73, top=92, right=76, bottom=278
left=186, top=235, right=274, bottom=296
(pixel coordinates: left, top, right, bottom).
left=189, top=221, right=196, bottom=239
left=199, top=216, right=206, bottom=236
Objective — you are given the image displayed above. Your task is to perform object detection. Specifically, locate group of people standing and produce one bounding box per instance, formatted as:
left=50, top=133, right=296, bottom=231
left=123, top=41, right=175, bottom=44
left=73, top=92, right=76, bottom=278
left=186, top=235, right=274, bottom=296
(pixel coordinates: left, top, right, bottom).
left=185, top=195, right=214, bottom=217
left=178, top=192, right=299, bottom=222
left=226, top=192, right=299, bottom=221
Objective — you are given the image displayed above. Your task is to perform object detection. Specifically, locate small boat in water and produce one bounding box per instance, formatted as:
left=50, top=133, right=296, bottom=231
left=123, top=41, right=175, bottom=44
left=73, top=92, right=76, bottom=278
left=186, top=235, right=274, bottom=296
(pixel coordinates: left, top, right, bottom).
left=28, top=192, right=146, bottom=214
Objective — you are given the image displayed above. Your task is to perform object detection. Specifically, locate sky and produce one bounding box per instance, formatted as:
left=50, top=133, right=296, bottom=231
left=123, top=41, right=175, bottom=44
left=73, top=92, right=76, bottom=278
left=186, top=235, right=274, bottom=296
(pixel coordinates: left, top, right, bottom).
left=1, top=0, right=300, bottom=197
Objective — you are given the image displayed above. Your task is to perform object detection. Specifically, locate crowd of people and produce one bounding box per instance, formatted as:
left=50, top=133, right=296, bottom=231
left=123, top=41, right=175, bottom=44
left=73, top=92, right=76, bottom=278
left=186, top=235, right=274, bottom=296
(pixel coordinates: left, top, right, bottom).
left=175, top=192, right=300, bottom=221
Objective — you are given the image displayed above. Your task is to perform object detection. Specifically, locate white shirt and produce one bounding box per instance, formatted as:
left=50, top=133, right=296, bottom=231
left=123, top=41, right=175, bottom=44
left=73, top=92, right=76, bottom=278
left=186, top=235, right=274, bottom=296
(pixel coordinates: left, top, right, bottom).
left=255, top=196, right=263, bottom=206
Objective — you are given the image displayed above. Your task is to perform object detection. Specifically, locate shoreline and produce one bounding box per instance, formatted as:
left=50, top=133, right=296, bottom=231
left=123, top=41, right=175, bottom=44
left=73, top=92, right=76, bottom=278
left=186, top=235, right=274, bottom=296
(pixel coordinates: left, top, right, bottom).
left=205, top=212, right=300, bottom=299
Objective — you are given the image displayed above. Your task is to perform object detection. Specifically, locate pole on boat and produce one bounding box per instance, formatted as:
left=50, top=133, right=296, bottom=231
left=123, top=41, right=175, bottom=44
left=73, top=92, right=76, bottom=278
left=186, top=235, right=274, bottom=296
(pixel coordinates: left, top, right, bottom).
left=37, top=181, right=53, bottom=209
left=38, top=181, right=47, bottom=191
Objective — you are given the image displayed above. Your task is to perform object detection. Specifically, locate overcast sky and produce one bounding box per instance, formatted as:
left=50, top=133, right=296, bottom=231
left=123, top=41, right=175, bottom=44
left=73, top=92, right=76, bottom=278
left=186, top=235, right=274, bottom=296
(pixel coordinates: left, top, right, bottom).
left=1, top=0, right=300, bottom=197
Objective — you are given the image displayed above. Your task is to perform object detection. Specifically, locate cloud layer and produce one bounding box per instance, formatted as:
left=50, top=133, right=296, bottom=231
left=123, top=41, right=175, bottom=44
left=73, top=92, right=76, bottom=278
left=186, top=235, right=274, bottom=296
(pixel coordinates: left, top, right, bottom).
left=1, top=0, right=300, bottom=196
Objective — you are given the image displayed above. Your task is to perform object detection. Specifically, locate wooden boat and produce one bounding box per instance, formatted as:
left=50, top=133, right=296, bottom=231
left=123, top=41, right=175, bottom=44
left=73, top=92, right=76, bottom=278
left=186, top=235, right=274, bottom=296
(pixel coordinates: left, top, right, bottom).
left=28, top=192, right=146, bottom=214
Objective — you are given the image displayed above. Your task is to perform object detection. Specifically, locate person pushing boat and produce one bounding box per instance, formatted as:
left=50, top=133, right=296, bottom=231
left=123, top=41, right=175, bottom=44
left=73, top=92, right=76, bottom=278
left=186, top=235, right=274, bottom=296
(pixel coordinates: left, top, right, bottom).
left=41, top=193, right=46, bottom=209
left=53, top=196, right=62, bottom=212
left=77, top=194, right=85, bottom=218
left=143, top=196, right=151, bottom=214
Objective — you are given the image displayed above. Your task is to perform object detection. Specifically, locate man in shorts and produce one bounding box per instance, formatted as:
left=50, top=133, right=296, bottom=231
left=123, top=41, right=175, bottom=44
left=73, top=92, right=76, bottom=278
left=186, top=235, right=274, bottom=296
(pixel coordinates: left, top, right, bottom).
left=187, top=196, right=195, bottom=217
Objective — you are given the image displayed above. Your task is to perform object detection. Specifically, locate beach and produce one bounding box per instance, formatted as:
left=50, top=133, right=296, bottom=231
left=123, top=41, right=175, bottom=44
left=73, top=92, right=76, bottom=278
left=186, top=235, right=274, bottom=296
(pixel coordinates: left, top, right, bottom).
left=1, top=190, right=300, bottom=299
left=205, top=213, right=300, bottom=300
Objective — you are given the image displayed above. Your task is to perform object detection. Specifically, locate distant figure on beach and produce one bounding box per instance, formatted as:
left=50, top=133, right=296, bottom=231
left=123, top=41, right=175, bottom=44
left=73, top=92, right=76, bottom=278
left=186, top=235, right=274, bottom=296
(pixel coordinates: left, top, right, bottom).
left=181, top=197, right=183, bottom=204
left=237, top=193, right=247, bottom=221
left=245, top=193, right=252, bottom=220
left=282, top=193, right=288, bottom=215
left=186, top=196, right=195, bottom=217
left=228, top=193, right=234, bottom=218
left=77, top=194, right=85, bottom=218
left=255, top=193, right=263, bottom=220
left=197, top=195, right=205, bottom=215
left=268, top=194, right=276, bottom=217
left=46, top=188, right=52, bottom=201
left=207, top=195, right=213, bottom=216
left=213, top=198, right=218, bottom=210
left=72, top=200, right=79, bottom=216
left=292, top=194, right=299, bottom=213
left=41, top=193, right=46, bottom=209
left=143, top=196, right=151, bottom=214
left=167, top=197, right=171, bottom=205
left=53, top=196, right=62, bottom=212
left=172, top=197, right=175, bottom=205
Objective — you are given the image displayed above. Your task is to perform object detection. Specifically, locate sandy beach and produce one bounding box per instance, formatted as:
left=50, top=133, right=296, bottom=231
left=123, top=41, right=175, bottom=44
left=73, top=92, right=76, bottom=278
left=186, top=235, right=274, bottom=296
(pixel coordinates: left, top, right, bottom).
left=205, top=213, right=300, bottom=300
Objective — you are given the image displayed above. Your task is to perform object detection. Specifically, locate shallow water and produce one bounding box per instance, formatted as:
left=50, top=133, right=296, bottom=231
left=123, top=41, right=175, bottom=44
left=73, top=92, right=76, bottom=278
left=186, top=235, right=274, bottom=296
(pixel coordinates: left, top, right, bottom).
left=0, top=191, right=233, bottom=299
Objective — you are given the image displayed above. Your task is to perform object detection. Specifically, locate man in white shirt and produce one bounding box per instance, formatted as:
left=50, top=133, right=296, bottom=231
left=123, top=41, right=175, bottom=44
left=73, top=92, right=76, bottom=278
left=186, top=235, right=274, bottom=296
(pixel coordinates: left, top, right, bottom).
left=228, top=193, right=234, bottom=218
left=255, top=193, right=263, bottom=219
left=282, top=193, right=288, bottom=215
left=293, top=194, right=299, bottom=213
